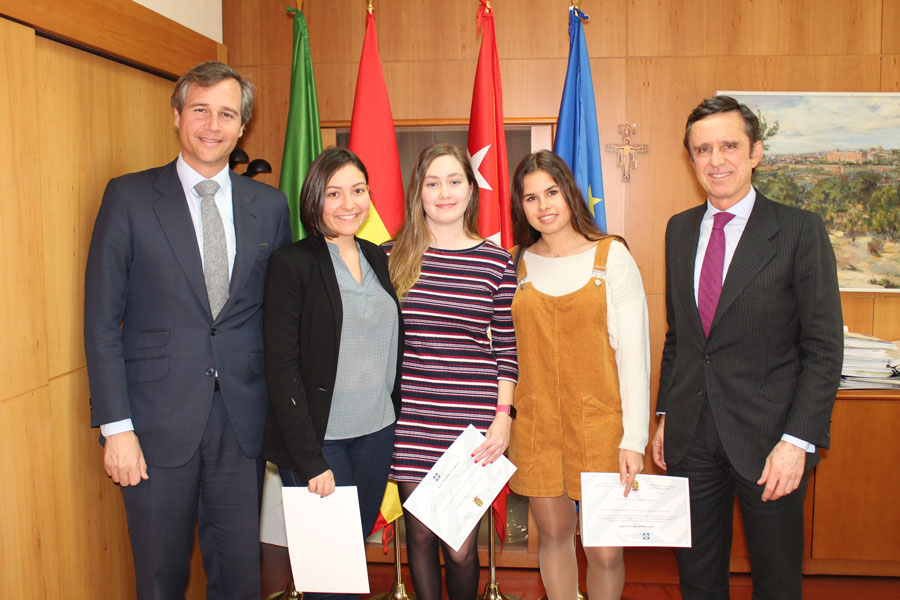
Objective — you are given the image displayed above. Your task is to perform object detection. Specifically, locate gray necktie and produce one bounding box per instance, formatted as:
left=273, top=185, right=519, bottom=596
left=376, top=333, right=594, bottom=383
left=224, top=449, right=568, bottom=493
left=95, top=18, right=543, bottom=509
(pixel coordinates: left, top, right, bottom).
left=195, top=179, right=229, bottom=318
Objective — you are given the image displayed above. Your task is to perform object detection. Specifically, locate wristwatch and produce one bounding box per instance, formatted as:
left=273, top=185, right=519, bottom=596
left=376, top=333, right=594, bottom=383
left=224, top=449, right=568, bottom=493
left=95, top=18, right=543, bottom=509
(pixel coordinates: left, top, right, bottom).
left=496, top=404, right=517, bottom=420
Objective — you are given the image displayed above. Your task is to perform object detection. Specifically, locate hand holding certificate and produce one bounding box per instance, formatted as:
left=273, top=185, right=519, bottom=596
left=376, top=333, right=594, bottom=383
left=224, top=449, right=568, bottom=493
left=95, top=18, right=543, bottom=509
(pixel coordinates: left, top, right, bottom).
left=403, top=425, right=517, bottom=552
left=581, top=472, right=692, bottom=547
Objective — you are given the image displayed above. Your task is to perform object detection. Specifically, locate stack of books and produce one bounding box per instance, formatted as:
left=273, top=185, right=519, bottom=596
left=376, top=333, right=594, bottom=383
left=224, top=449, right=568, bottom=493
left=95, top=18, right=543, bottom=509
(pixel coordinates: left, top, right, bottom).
left=840, top=328, right=900, bottom=389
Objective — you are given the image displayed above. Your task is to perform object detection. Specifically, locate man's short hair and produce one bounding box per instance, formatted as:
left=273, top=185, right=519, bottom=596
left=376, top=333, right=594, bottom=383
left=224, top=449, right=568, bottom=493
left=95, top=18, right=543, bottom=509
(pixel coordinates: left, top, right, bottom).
left=171, top=61, right=256, bottom=124
left=683, top=95, right=761, bottom=154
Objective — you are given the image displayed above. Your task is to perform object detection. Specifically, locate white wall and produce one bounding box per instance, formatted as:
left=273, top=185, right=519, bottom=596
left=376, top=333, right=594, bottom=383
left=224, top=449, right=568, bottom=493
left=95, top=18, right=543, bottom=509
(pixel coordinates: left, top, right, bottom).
left=133, top=0, right=222, bottom=43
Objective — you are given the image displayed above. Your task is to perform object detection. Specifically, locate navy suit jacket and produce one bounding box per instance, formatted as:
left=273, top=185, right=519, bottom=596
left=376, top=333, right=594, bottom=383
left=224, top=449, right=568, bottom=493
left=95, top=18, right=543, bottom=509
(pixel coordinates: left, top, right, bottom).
left=657, top=191, right=843, bottom=481
left=84, top=160, right=292, bottom=467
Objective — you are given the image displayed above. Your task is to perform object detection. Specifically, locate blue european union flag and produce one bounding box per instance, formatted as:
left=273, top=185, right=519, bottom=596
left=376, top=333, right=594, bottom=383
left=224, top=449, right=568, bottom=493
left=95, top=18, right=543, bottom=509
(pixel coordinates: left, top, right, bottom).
left=553, top=7, right=606, bottom=233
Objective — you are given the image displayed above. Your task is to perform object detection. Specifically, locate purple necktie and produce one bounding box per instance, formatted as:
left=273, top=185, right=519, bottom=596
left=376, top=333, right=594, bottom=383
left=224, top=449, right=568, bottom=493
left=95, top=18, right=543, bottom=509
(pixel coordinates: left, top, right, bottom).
left=698, top=212, right=735, bottom=337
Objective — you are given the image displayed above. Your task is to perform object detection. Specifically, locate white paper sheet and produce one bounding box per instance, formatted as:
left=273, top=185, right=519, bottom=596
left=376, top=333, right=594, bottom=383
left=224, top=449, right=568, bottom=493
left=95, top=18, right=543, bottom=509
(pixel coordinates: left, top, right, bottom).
left=580, top=472, right=691, bottom=547
left=259, top=463, right=288, bottom=547
left=281, top=486, right=370, bottom=593
left=403, top=425, right=517, bottom=552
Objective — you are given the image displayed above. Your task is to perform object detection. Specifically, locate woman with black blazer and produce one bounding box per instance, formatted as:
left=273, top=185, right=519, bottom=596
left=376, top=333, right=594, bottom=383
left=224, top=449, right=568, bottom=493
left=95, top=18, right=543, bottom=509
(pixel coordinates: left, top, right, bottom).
left=262, top=148, right=403, bottom=596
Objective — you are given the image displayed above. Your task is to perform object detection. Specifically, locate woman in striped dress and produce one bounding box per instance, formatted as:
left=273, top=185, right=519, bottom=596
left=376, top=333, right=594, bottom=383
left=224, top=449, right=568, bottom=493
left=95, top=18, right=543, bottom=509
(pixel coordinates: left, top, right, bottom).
left=385, top=142, right=518, bottom=600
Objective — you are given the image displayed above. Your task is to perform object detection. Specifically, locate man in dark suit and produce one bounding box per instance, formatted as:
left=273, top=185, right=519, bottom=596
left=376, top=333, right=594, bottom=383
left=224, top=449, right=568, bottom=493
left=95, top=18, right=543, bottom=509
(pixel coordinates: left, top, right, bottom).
left=84, top=61, right=291, bottom=599
left=652, top=95, right=843, bottom=599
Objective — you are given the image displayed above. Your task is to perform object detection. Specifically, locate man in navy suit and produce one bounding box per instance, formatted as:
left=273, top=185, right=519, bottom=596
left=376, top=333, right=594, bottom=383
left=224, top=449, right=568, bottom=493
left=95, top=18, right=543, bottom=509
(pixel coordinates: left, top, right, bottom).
left=85, top=61, right=291, bottom=599
left=652, top=96, right=842, bottom=599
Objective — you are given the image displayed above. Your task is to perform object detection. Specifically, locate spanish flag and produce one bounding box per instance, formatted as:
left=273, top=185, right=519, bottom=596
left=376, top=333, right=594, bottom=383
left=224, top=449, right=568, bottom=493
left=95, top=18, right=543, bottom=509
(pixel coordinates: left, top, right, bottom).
left=349, top=7, right=404, bottom=243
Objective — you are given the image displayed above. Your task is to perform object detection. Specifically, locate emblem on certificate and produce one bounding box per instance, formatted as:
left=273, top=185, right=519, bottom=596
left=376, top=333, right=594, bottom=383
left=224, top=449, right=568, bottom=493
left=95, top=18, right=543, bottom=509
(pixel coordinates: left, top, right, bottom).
left=632, top=480, right=640, bottom=492
left=473, top=497, right=483, bottom=507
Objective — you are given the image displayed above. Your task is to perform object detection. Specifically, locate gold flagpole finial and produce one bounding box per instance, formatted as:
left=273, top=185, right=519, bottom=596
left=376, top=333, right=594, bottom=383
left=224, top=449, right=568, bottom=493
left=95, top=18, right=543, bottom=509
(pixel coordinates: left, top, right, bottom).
left=573, top=0, right=581, bottom=8
left=296, top=0, right=302, bottom=10
left=485, top=1, right=492, bottom=10
left=367, top=0, right=374, bottom=12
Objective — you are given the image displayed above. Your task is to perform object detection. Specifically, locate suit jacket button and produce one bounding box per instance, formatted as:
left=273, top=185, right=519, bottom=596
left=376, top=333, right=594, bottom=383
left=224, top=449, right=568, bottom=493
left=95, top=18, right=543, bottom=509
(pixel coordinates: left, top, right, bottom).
left=210, top=328, right=218, bottom=336
left=205, top=368, right=215, bottom=376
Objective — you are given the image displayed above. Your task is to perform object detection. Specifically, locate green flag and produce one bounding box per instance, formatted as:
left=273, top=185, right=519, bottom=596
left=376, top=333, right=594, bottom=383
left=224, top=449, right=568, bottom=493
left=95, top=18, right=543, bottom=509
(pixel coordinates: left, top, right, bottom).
left=280, top=7, right=322, bottom=241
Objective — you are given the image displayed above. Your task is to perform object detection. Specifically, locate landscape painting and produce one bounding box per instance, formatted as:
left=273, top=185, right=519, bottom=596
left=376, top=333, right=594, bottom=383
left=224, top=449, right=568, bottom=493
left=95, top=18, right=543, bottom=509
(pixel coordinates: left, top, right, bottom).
left=720, top=91, right=900, bottom=291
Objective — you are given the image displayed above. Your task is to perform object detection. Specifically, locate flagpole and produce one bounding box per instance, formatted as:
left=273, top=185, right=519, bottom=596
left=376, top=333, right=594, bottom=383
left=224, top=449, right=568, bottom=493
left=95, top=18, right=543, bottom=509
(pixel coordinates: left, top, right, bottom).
left=477, top=510, right=523, bottom=600
left=368, top=525, right=416, bottom=600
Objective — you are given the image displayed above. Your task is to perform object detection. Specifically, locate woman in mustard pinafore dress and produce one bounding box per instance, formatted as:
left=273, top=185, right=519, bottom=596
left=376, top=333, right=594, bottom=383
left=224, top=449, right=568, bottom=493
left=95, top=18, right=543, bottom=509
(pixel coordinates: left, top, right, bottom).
left=508, top=151, right=650, bottom=600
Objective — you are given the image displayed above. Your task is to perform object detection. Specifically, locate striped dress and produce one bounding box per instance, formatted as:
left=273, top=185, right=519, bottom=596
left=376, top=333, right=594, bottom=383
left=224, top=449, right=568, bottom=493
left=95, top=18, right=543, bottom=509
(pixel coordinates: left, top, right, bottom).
left=385, top=240, right=518, bottom=484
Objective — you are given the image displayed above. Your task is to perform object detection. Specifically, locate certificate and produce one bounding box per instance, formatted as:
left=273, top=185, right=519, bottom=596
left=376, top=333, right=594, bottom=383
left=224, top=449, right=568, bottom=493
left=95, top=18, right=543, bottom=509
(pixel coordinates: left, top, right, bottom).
left=403, top=425, right=517, bottom=552
left=580, top=472, right=691, bottom=548
left=281, top=486, right=370, bottom=594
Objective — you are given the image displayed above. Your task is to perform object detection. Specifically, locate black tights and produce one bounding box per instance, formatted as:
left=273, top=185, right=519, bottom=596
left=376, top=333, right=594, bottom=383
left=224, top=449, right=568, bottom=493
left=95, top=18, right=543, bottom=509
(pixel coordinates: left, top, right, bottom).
left=398, top=482, right=480, bottom=600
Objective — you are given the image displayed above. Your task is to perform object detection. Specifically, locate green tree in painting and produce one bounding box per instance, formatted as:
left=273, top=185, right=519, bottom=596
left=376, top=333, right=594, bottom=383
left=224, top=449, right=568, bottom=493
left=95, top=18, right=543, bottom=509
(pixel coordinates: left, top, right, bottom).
left=754, top=171, right=803, bottom=208
left=869, top=183, right=900, bottom=240
left=757, top=109, right=780, bottom=151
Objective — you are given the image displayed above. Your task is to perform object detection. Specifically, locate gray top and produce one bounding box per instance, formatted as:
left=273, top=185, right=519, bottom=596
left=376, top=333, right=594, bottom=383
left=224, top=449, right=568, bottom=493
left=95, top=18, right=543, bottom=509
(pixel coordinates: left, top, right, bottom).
left=324, top=241, right=398, bottom=439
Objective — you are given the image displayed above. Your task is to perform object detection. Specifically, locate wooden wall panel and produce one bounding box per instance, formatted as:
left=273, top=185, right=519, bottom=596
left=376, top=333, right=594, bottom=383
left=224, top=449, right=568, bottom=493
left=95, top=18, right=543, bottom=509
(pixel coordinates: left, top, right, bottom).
left=383, top=60, right=476, bottom=120
left=0, top=0, right=222, bottom=78
left=872, top=296, right=900, bottom=341
left=0, top=388, right=60, bottom=599
left=624, top=57, right=711, bottom=296
left=498, top=58, right=568, bottom=118
left=884, top=0, right=900, bottom=55
left=36, top=37, right=180, bottom=378
left=378, top=0, right=476, bottom=63
left=841, top=292, right=876, bottom=335
left=49, top=370, right=135, bottom=597
left=0, top=19, right=49, bottom=402
left=591, top=59, right=629, bottom=238
left=494, top=0, right=628, bottom=59
left=223, top=0, right=295, bottom=67
left=628, top=0, right=882, bottom=57
left=883, top=56, right=900, bottom=92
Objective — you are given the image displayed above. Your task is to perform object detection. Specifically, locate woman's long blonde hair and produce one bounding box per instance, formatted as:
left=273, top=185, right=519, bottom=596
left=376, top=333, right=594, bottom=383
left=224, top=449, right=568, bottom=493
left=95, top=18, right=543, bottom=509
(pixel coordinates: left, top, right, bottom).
left=389, top=142, right=481, bottom=299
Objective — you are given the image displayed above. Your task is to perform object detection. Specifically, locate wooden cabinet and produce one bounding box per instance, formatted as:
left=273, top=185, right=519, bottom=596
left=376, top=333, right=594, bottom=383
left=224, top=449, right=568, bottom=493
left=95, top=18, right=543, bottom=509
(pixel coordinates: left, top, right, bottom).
left=806, top=391, right=900, bottom=575
left=730, top=390, right=900, bottom=577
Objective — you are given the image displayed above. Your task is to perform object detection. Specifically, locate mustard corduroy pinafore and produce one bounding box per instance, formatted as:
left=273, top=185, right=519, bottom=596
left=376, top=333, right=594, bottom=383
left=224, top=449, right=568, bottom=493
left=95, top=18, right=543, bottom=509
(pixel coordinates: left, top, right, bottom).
left=508, top=239, right=623, bottom=501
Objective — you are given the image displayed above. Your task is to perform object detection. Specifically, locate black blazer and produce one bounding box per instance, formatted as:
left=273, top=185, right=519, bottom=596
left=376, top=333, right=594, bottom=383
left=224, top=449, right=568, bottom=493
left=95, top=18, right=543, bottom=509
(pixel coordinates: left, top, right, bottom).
left=657, top=191, right=843, bottom=481
left=261, top=235, right=404, bottom=480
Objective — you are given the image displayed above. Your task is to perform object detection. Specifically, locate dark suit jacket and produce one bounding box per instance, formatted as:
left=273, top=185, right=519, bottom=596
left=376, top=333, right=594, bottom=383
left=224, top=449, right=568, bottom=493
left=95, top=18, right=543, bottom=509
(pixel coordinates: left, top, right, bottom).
left=261, top=236, right=404, bottom=481
left=657, top=191, right=843, bottom=481
left=84, top=160, right=292, bottom=467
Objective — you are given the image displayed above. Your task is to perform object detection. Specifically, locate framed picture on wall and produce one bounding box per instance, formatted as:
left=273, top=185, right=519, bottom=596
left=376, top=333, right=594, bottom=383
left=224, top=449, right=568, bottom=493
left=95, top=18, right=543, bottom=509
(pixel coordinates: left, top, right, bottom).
left=719, top=91, right=900, bottom=292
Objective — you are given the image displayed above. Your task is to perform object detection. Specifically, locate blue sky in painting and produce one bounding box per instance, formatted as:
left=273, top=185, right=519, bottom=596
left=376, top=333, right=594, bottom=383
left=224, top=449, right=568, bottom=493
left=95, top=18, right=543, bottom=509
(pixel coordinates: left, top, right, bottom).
left=719, top=92, right=900, bottom=155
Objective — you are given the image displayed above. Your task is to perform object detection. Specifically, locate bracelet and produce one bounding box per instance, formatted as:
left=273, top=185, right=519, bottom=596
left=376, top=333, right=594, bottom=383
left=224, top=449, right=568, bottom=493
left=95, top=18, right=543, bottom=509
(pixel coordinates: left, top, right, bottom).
left=495, top=404, right=517, bottom=420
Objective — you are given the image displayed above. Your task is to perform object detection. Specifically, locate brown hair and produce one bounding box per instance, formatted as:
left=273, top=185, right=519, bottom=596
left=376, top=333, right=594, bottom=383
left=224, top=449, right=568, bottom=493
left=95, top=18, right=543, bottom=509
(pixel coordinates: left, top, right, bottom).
left=510, top=150, right=621, bottom=251
left=171, top=61, right=256, bottom=124
left=299, top=147, right=369, bottom=239
left=388, top=143, right=480, bottom=299
left=683, top=95, right=761, bottom=156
